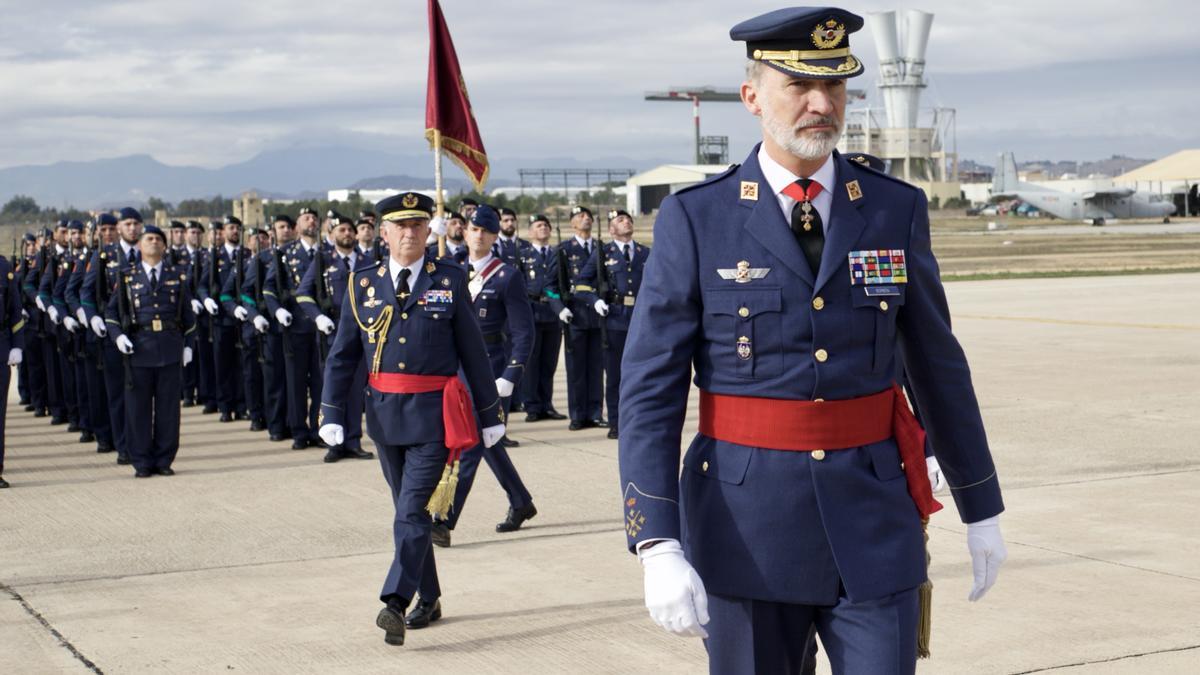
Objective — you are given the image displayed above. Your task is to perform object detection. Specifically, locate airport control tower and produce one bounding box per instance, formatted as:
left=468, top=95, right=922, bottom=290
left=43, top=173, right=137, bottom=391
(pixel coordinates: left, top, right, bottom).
left=839, top=9, right=960, bottom=203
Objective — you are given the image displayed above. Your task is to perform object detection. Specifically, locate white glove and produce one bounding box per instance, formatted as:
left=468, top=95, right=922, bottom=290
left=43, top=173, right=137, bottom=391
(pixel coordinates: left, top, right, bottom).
left=429, top=215, right=447, bottom=236
left=90, top=315, right=108, bottom=338
left=35, top=296, right=45, bottom=311
left=594, top=299, right=609, bottom=316
left=253, top=315, right=269, bottom=334
left=7, top=348, right=22, bottom=366
left=203, top=298, right=219, bottom=315
left=558, top=308, right=573, bottom=323
left=275, top=308, right=293, bottom=326
left=47, top=306, right=60, bottom=324
left=319, top=423, right=344, bottom=447
left=115, top=334, right=134, bottom=355
left=234, top=306, right=249, bottom=321
left=190, top=299, right=203, bottom=315
left=639, top=540, right=709, bottom=638
left=21, top=309, right=28, bottom=320
left=966, top=515, right=1008, bottom=602
left=481, top=423, right=506, bottom=448
left=63, top=316, right=79, bottom=333
left=315, top=314, right=335, bottom=335
left=494, top=378, right=514, bottom=398
left=75, top=308, right=87, bottom=324
left=927, top=456, right=947, bottom=493
left=182, top=346, right=193, bottom=366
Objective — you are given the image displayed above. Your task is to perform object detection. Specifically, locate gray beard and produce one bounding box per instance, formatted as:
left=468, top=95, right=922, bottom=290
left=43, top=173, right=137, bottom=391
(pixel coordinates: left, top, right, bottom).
left=763, top=112, right=841, bottom=161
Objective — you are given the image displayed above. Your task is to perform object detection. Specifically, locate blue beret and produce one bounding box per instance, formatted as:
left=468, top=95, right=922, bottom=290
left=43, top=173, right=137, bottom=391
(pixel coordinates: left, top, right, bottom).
left=731, top=7, right=865, bottom=79
left=97, top=213, right=118, bottom=226
left=118, top=207, right=143, bottom=222
left=376, top=192, right=435, bottom=221
left=141, top=224, right=166, bottom=241
left=40, top=227, right=53, bottom=238
left=469, top=205, right=500, bottom=234
left=66, top=220, right=85, bottom=231
left=57, top=219, right=69, bottom=228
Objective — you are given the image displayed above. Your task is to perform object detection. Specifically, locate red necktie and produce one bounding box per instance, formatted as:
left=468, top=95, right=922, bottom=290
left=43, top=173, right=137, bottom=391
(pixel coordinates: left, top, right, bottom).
left=781, top=178, right=825, bottom=275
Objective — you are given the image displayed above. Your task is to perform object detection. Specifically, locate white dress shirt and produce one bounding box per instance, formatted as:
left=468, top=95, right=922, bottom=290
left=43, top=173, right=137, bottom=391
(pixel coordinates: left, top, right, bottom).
left=757, top=145, right=836, bottom=232
left=388, top=256, right=424, bottom=292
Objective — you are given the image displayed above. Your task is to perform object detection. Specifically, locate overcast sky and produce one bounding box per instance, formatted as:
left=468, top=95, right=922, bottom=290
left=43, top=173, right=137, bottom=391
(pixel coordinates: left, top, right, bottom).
left=1, top=0, right=1198, bottom=172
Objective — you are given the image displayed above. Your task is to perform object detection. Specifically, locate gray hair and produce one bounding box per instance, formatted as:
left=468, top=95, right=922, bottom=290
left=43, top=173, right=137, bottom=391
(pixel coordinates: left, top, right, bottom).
left=745, top=59, right=765, bottom=84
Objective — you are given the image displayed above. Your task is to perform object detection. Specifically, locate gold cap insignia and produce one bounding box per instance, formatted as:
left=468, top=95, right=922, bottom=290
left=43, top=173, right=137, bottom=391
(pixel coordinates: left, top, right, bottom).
left=402, top=193, right=418, bottom=208
left=846, top=180, right=863, bottom=201
left=740, top=181, right=759, bottom=201
left=812, top=19, right=846, bottom=50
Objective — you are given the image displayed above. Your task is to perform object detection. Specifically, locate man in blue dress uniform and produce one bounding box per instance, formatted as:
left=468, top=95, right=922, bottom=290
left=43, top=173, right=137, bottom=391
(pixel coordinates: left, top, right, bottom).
left=15, top=233, right=42, bottom=415
left=547, top=206, right=606, bottom=430
left=28, top=221, right=71, bottom=427
left=297, top=213, right=376, bottom=462
left=424, top=204, right=537, bottom=556
left=105, top=225, right=196, bottom=478
left=0, top=248, right=27, bottom=489
left=494, top=207, right=526, bottom=266
left=64, top=219, right=109, bottom=448
left=44, top=220, right=88, bottom=438
left=218, top=224, right=268, bottom=432
left=576, top=210, right=650, bottom=440
left=316, top=191, right=505, bottom=646
left=617, top=8, right=1008, bottom=673
left=81, top=208, right=145, bottom=465
left=427, top=211, right=468, bottom=264
left=265, top=208, right=325, bottom=449
left=198, top=216, right=249, bottom=422
left=518, top=214, right=566, bottom=423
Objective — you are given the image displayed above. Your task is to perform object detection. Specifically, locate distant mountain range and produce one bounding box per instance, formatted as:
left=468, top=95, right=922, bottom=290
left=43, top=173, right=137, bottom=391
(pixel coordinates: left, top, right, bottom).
left=0, top=146, right=675, bottom=209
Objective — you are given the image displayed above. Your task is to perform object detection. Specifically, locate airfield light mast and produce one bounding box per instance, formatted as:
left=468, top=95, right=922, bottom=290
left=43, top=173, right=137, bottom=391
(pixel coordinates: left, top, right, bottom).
left=644, top=87, right=741, bottom=164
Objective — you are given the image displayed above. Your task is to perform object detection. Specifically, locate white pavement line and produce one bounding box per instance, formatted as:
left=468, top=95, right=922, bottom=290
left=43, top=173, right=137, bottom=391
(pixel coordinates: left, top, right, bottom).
left=1004, top=467, right=1200, bottom=492
left=1, top=582, right=104, bottom=674
left=956, top=314, right=1200, bottom=331
left=1011, top=643, right=1200, bottom=674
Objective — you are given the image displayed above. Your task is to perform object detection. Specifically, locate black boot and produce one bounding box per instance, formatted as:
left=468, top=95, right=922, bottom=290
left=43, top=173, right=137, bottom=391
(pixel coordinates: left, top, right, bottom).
left=404, top=598, right=442, bottom=629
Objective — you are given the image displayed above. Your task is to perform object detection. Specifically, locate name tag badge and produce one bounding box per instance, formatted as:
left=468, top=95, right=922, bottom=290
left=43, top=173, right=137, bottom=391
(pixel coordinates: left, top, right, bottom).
left=152, top=318, right=163, bottom=332
left=863, top=286, right=900, bottom=297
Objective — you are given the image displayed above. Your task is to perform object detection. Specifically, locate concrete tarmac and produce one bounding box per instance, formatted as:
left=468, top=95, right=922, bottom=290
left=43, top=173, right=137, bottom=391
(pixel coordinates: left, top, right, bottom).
left=2, top=272, right=1198, bottom=674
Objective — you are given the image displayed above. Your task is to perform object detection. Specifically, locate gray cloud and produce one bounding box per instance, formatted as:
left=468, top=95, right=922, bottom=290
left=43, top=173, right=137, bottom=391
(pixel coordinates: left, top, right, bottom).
left=0, top=0, right=1197, bottom=172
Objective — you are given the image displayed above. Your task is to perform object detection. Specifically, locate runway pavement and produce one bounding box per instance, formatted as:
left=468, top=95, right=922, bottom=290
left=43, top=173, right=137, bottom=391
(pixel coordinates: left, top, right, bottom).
left=2, top=272, right=1198, bottom=674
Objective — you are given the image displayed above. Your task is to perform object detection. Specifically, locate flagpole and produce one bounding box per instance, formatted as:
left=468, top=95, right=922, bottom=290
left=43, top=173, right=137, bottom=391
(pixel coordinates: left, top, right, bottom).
left=433, top=129, right=446, bottom=258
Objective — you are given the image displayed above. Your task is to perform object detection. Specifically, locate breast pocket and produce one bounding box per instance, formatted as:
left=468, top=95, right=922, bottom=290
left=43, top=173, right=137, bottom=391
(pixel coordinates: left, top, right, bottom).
left=417, top=304, right=455, bottom=341
left=703, top=286, right=783, bottom=379
left=851, top=285, right=906, bottom=375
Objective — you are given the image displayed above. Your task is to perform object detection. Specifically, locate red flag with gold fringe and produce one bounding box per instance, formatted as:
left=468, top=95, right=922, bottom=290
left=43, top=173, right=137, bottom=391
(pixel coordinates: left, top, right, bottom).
left=425, top=0, right=488, bottom=192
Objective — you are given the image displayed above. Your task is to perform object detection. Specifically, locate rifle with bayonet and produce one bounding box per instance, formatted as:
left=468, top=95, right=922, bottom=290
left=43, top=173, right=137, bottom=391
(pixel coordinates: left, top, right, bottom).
left=254, top=239, right=268, bottom=365
left=207, top=223, right=218, bottom=344
left=593, top=231, right=611, bottom=351
left=271, top=239, right=293, bottom=358
left=115, top=262, right=134, bottom=389
left=554, top=223, right=573, bottom=355
left=233, top=241, right=246, bottom=352
left=311, top=244, right=331, bottom=363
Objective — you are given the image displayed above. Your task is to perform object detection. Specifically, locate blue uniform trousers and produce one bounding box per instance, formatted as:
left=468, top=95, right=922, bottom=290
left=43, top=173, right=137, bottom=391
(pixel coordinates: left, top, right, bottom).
left=17, top=356, right=29, bottom=403
left=263, top=332, right=289, bottom=436
left=71, top=334, right=91, bottom=432
left=284, top=332, right=322, bottom=443
left=343, top=358, right=367, bottom=450
left=83, top=339, right=112, bottom=447
left=445, top=346, right=533, bottom=530
left=24, top=336, right=47, bottom=411
left=240, top=328, right=264, bottom=421
left=100, top=342, right=130, bottom=458
left=603, top=329, right=627, bottom=433
left=42, top=338, right=65, bottom=419
left=375, top=440, right=446, bottom=605
left=212, top=323, right=244, bottom=415
left=125, top=364, right=183, bottom=472
left=564, top=324, right=603, bottom=422
left=705, top=586, right=919, bottom=675
left=520, top=320, right=561, bottom=415
left=196, top=320, right=217, bottom=407
left=0, top=364, right=10, bottom=474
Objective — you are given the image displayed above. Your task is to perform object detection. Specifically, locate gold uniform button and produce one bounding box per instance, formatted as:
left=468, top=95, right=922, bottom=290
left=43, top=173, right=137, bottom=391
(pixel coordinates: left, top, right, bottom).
left=702, top=461, right=709, bottom=472
left=814, top=348, right=828, bottom=363
left=398, top=362, right=406, bottom=370
left=398, top=337, right=406, bottom=344
left=812, top=450, right=826, bottom=461
left=401, top=312, right=408, bottom=320
left=738, top=307, right=750, bottom=318
left=812, top=297, right=825, bottom=310
left=879, top=300, right=889, bottom=311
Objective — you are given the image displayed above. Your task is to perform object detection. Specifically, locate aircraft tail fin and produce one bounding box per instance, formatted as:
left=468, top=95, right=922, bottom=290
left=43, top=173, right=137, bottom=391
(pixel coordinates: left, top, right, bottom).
left=992, top=152, right=1019, bottom=195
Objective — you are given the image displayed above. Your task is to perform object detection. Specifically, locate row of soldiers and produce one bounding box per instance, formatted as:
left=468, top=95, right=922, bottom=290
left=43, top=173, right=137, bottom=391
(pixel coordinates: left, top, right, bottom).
left=0, top=200, right=651, bottom=508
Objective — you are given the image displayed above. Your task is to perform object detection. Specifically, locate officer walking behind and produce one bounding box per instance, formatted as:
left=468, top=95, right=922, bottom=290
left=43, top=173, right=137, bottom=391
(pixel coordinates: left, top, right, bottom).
left=316, top=192, right=505, bottom=646
left=265, top=207, right=325, bottom=450
left=428, top=204, right=537, bottom=552
left=518, top=214, right=566, bottom=423
left=198, top=217, right=249, bottom=422
left=355, top=216, right=377, bottom=258
left=575, top=210, right=650, bottom=440
left=548, top=206, right=606, bottom=429
left=81, top=208, right=145, bottom=466
left=617, top=8, right=1008, bottom=673
left=105, top=225, right=196, bottom=478
left=296, top=214, right=375, bottom=462
left=0, top=248, right=26, bottom=489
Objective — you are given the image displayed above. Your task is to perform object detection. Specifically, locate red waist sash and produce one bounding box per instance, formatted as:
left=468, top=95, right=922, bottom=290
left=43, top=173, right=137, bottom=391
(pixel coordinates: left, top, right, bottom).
left=368, top=373, right=479, bottom=460
left=699, top=384, right=942, bottom=518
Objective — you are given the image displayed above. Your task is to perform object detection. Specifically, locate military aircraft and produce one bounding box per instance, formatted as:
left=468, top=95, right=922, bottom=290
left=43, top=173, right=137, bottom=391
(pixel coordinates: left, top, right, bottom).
left=991, top=152, right=1174, bottom=225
